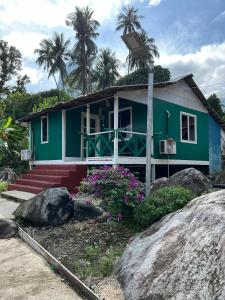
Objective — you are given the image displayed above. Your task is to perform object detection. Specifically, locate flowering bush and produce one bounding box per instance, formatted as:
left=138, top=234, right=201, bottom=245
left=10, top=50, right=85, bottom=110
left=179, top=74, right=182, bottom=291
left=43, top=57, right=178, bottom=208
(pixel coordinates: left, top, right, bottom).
left=79, top=166, right=145, bottom=220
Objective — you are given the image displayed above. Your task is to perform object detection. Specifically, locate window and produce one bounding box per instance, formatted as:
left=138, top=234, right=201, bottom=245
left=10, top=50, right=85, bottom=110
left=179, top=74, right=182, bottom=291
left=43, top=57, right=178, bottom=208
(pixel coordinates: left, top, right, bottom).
left=180, top=112, right=197, bottom=143
left=41, top=115, right=48, bottom=143
left=109, top=107, right=132, bottom=139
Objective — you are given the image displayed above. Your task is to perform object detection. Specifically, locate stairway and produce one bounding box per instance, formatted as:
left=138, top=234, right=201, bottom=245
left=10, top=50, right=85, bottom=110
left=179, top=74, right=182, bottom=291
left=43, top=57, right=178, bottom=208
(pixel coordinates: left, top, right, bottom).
left=8, top=165, right=87, bottom=194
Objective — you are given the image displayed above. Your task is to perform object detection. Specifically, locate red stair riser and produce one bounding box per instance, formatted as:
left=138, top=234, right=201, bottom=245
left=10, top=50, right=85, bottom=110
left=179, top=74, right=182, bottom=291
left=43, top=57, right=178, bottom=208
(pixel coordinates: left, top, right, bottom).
left=9, top=165, right=87, bottom=194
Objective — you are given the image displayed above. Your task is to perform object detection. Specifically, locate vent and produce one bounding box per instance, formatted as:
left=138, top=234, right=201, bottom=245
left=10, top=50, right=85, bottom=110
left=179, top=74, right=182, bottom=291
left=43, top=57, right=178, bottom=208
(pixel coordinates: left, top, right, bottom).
left=159, top=139, right=176, bottom=155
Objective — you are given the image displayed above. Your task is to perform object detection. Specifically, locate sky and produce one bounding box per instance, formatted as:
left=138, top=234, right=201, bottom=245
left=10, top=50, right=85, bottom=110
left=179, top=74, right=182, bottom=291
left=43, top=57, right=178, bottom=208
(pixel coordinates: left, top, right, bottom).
left=1, top=0, right=225, bottom=99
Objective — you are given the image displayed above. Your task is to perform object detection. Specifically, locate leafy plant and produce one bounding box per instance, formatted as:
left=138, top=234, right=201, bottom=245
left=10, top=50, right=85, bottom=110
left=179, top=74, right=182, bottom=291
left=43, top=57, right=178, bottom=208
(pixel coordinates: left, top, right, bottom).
left=134, top=186, right=195, bottom=230
left=79, top=166, right=144, bottom=220
left=0, top=181, right=8, bottom=192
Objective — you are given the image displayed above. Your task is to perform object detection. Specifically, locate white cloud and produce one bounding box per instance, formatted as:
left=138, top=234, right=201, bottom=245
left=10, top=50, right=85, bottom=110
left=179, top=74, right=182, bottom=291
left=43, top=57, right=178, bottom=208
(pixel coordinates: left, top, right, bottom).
left=157, top=42, right=225, bottom=97
left=0, top=0, right=128, bottom=28
left=2, top=31, right=48, bottom=58
left=20, top=66, right=45, bottom=85
left=149, top=0, right=162, bottom=7
left=212, top=10, right=225, bottom=23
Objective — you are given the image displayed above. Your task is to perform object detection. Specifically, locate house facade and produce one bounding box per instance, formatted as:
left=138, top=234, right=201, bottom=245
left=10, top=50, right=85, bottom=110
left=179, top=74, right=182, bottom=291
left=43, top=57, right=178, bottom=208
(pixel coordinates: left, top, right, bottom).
left=9, top=74, right=223, bottom=194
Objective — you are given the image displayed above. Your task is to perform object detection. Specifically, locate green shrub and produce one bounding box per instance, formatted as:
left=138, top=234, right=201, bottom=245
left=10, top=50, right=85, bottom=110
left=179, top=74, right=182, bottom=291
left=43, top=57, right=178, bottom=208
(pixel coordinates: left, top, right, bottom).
left=79, top=166, right=144, bottom=220
left=134, top=186, right=195, bottom=230
left=0, top=181, right=8, bottom=192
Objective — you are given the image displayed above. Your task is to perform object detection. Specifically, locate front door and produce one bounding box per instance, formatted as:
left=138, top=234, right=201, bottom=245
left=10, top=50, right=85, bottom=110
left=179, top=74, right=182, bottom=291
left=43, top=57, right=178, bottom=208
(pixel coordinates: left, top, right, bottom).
left=81, top=112, right=100, bottom=159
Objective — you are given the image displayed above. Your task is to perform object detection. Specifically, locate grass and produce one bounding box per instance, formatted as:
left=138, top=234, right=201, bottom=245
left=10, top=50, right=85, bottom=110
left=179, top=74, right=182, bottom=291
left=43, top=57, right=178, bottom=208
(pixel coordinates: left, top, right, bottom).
left=72, top=245, right=123, bottom=279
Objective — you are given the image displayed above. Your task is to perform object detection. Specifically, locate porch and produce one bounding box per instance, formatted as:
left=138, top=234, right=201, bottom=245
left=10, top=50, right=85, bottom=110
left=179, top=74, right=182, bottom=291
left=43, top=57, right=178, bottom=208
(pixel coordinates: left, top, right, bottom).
left=77, top=95, right=147, bottom=165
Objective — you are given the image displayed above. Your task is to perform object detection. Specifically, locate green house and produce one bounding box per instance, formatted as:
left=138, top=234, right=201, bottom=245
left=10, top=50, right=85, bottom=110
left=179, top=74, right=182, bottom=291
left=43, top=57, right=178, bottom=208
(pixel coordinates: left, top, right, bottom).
left=10, top=74, right=223, bottom=194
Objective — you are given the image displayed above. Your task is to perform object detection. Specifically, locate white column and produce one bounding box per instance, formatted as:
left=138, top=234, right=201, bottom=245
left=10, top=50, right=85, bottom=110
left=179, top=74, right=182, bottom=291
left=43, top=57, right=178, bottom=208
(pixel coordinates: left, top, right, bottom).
left=86, top=104, right=90, bottom=158
left=113, top=95, right=119, bottom=166
left=62, top=110, right=66, bottom=161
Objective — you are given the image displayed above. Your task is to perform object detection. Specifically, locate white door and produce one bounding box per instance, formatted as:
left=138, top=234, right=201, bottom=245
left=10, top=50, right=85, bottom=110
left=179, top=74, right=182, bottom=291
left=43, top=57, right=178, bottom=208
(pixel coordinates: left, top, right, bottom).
left=81, top=112, right=100, bottom=159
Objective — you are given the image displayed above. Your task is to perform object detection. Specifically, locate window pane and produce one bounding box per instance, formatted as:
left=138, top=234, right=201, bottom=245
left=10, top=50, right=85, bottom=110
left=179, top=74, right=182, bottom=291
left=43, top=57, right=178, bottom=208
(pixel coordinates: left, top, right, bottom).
left=189, top=116, right=195, bottom=141
left=42, top=117, right=48, bottom=142
left=119, top=110, right=131, bottom=130
left=182, top=115, right=188, bottom=140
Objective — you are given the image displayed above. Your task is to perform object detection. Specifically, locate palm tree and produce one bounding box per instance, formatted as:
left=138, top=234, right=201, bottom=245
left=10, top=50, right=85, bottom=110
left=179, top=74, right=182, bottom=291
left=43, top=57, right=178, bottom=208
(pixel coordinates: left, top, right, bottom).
left=94, top=48, right=120, bottom=89
left=116, top=5, right=143, bottom=73
left=66, top=6, right=100, bottom=95
left=34, top=33, right=70, bottom=94
left=128, top=29, right=159, bottom=71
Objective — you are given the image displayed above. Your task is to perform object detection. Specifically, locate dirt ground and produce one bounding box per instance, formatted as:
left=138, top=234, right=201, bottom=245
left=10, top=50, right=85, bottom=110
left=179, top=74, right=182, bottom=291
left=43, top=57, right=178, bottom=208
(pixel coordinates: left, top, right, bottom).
left=0, top=238, right=82, bottom=300
left=21, top=219, right=135, bottom=300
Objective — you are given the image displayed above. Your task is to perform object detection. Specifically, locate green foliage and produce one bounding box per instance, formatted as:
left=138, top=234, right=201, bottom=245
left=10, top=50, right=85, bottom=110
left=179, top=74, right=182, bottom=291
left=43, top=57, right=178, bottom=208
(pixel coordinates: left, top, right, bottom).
left=0, top=122, right=28, bottom=173
left=34, top=32, right=70, bottom=91
left=73, top=246, right=122, bottom=279
left=117, top=65, right=171, bottom=86
left=79, top=166, right=144, bottom=220
left=66, top=6, right=100, bottom=94
left=134, top=186, right=195, bottom=229
left=32, top=95, right=67, bottom=112
left=0, top=181, right=8, bottom=192
left=207, top=93, right=224, bottom=117
left=94, top=48, right=120, bottom=89
left=4, top=89, right=70, bottom=120
left=0, top=40, right=22, bottom=93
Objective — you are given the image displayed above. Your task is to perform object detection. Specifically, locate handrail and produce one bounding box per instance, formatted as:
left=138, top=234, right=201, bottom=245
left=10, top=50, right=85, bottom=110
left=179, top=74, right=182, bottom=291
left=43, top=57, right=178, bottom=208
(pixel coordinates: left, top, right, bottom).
left=87, top=130, right=114, bottom=136
left=118, top=130, right=146, bottom=136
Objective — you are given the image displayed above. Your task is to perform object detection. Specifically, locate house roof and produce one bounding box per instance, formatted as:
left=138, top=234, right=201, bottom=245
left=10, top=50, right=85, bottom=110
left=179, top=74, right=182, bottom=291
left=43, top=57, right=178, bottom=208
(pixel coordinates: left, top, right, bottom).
left=19, top=74, right=225, bottom=129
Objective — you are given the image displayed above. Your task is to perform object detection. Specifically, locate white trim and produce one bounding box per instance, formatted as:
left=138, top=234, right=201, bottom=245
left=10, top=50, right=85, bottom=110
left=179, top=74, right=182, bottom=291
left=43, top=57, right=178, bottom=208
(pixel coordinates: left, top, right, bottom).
left=41, top=115, right=48, bottom=144
left=113, top=95, right=119, bottom=165
left=180, top=111, right=197, bottom=144
left=108, top=106, right=133, bottom=133
left=62, top=110, right=66, bottom=161
left=152, top=159, right=209, bottom=165
left=30, top=158, right=209, bottom=166
left=81, top=111, right=100, bottom=159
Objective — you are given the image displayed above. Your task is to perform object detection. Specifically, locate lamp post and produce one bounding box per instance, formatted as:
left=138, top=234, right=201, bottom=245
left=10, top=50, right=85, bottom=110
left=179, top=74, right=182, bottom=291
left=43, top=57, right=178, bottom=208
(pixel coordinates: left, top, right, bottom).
left=121, top=32, right=154, bottom=197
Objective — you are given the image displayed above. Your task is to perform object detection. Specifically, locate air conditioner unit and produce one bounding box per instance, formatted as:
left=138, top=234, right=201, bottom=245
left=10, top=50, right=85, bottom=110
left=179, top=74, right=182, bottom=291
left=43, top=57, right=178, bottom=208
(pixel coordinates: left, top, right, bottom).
left=21, top=149, right=32, bottom=161
left=159, top=139, right=176, bottom=155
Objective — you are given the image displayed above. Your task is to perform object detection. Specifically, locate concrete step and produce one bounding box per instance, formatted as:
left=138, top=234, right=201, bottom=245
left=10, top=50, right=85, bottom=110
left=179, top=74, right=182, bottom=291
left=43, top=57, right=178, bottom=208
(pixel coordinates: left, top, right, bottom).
left=1, top=190, right=35, bottom=203
left=16, top=179, right=59, bottom=188
left=8, top=184, right=44, bottom=194
left=35, top=164, right=78, bottom=170
left=30, top=169, right=72, bottom=176
left=22, top=174, right=67, bottom=182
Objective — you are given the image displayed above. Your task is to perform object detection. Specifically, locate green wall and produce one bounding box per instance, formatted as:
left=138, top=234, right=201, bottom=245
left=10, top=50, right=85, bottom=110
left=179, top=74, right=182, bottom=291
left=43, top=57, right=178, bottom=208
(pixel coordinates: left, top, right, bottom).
left=31, top=111, right=62, bottom=160
left=32, top=96, right=209, bottom=162
left=153, top=98, right=209, bottom=161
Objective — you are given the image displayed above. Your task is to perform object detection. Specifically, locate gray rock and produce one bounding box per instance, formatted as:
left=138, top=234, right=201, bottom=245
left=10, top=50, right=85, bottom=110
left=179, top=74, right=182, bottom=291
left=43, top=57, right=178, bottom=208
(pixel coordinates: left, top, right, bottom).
left=168, top=167, right=210, bottom=194
left=15, top=187, right=74, bottom=226
left=150, top=177, right=169, bottom=192
left=150, top=168, right=210, bottom=195
left=0, top=167, right=18, bottom=183
left=116, top=190, right=225, bottom=300
left=74, top=199, right=103, bottom=221
left=0, top=216, right=17, bottom=238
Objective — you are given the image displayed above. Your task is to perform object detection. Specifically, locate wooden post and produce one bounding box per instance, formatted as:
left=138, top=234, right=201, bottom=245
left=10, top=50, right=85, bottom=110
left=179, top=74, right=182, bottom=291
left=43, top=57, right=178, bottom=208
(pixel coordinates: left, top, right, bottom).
left=113, top=95, right=119, bottom=166
left=145, top=61, right=154, bottom=197
left=86, top=104, right=90, bottom=158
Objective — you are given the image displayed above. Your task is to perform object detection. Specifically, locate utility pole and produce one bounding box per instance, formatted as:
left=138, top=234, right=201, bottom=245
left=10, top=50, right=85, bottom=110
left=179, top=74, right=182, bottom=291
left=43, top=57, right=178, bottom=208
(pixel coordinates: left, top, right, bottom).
left=145, top=60, right=154, bottom=197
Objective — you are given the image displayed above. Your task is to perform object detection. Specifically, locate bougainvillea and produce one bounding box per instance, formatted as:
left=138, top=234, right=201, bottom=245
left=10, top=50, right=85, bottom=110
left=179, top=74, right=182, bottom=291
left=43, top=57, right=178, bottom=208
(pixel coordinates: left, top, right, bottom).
left=79, top=166, right=145, bottom=220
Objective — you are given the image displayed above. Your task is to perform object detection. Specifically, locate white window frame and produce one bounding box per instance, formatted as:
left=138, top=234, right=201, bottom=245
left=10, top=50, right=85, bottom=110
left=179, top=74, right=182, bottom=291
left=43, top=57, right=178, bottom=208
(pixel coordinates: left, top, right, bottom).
left=108, top=106, right=133, bottom=137
left=41, top=115, right=49, bottom=144
left=180, top=112, right=197, bottom=144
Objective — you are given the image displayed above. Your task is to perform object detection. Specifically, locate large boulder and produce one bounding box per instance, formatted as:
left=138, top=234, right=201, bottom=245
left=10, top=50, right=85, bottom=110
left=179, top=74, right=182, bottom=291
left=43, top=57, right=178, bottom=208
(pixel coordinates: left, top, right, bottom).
left=168, top=168, right=210, bottom=194
left=15, top=188, right=74, bottom=226
left=0, top=216, right=17, bottom=238
left=0, top=167, right=18, bottom=183
left=116, top=190, right=225, bottom=300
left=150, top=168, right=210, bottom=195
left=73, top=193, right=104, bottom=221
left=150, top=177, right=169, bottom=193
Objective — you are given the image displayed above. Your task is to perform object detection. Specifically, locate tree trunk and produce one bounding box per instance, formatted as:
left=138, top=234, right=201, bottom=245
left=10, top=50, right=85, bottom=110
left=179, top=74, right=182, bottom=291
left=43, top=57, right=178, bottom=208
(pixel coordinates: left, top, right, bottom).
left=53, top=74, right=60, bottom=101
